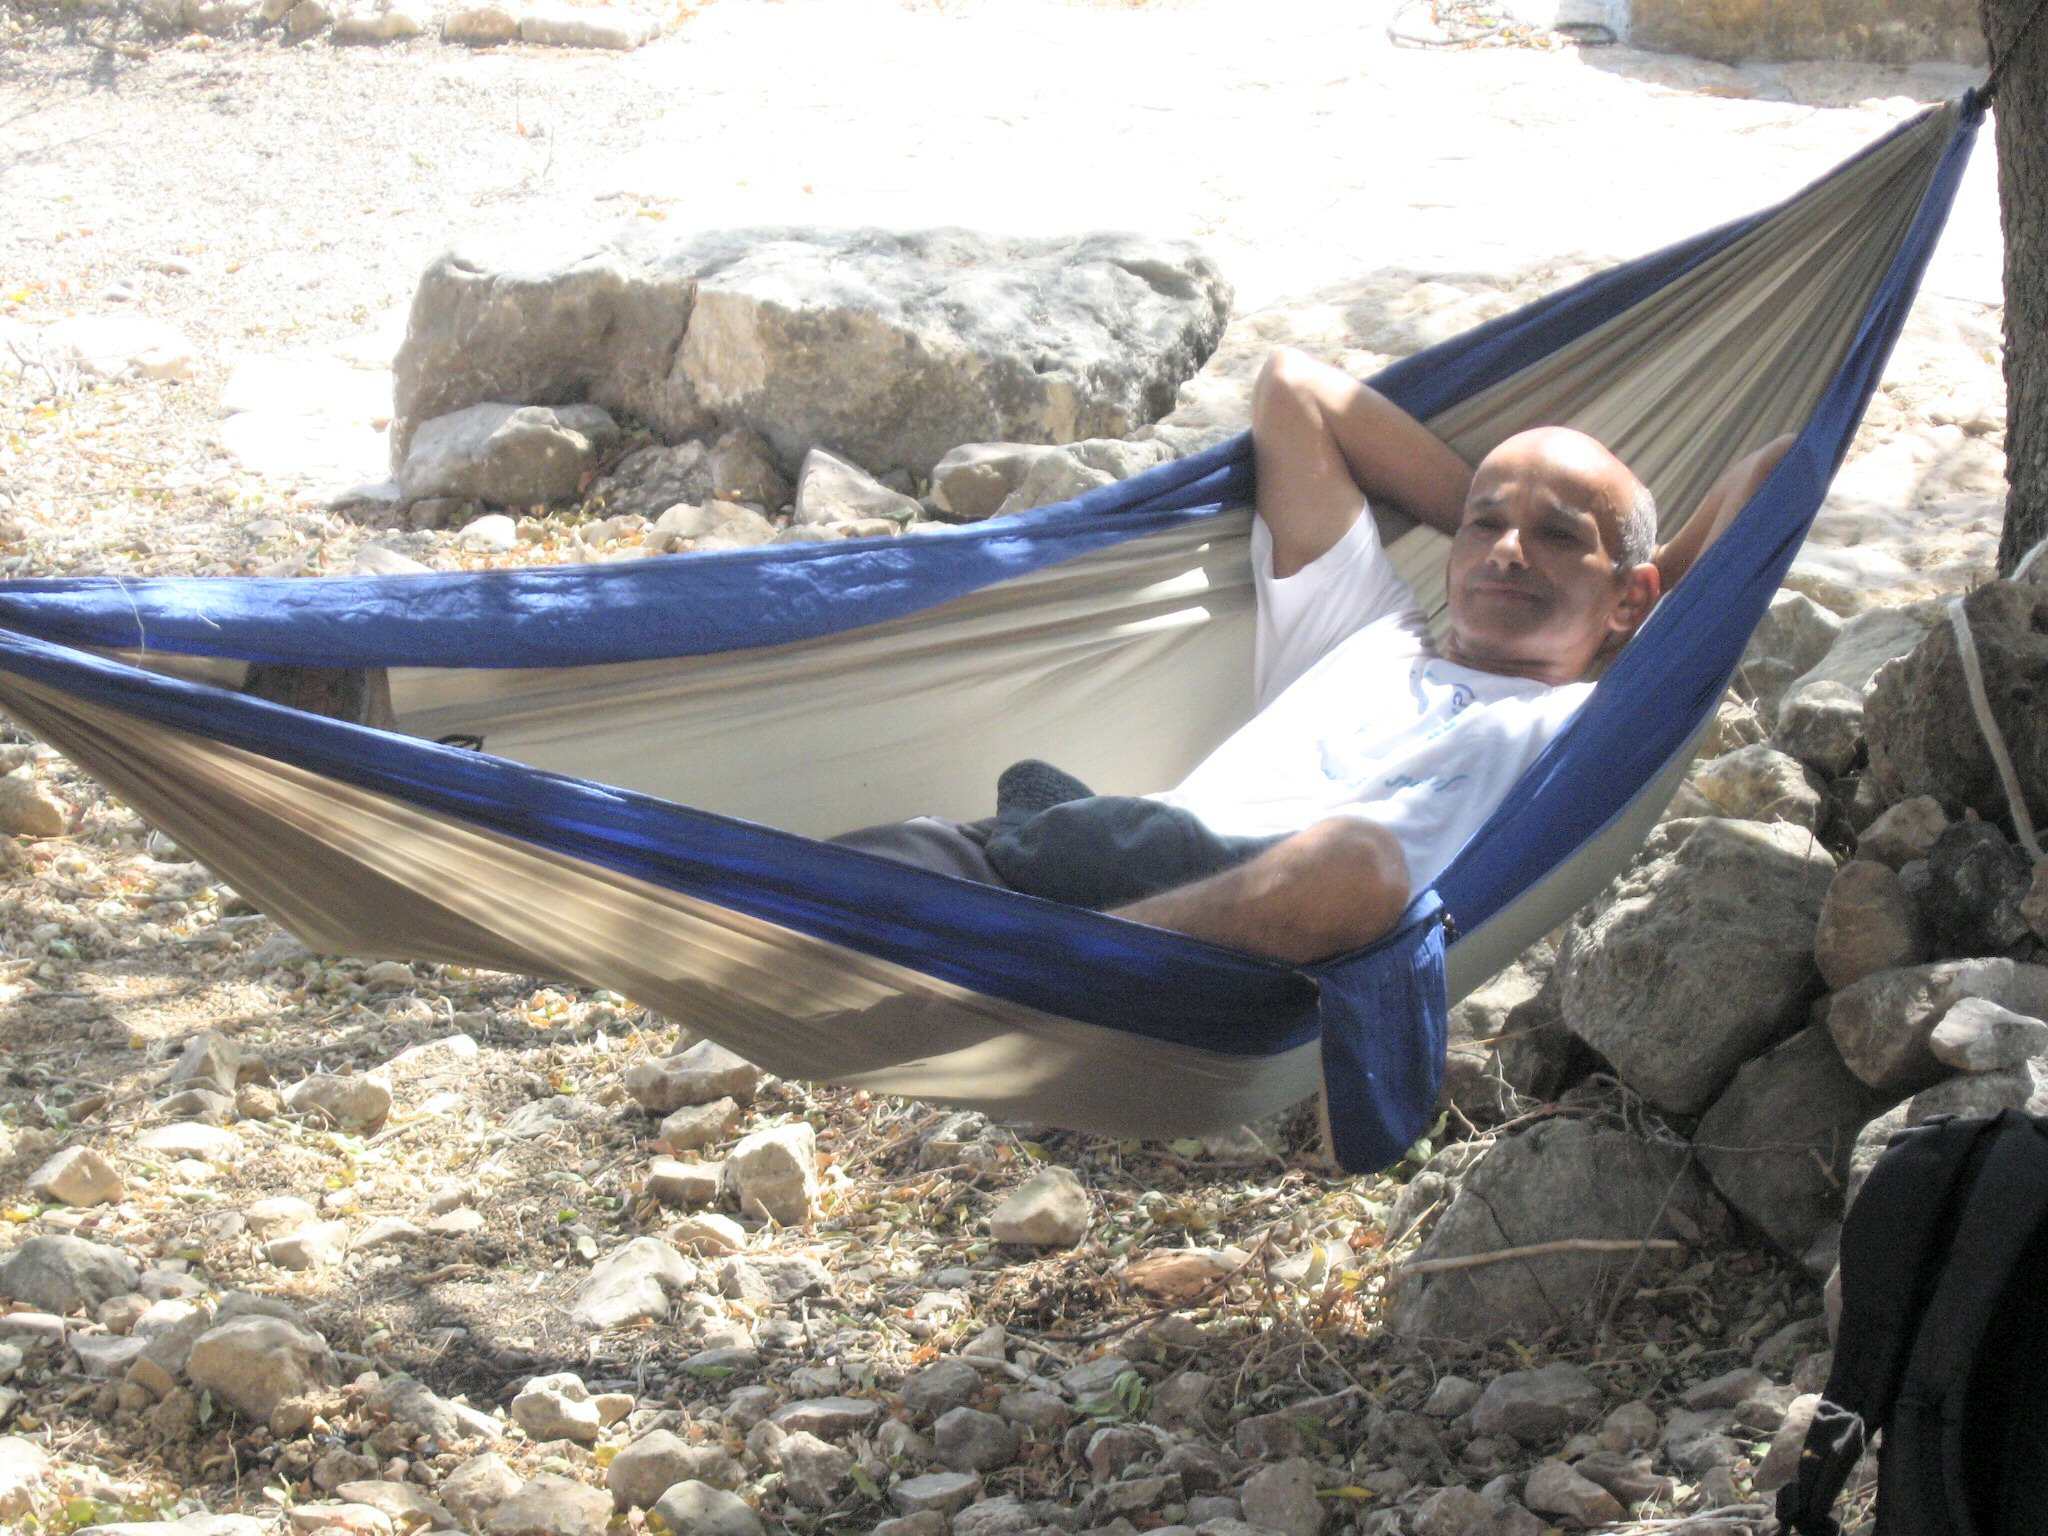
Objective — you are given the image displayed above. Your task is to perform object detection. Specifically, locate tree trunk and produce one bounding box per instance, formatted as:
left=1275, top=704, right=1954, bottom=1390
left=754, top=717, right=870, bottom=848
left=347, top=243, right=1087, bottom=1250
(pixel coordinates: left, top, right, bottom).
left=1983, top=0, right=2048, bottom=573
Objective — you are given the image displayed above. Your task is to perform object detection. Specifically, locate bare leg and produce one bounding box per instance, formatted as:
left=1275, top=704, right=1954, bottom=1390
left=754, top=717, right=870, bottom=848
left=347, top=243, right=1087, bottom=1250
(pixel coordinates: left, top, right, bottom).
left=1250, top=347, right=1475, bottom=577
left=1110, top=816, right=1410, bottom=965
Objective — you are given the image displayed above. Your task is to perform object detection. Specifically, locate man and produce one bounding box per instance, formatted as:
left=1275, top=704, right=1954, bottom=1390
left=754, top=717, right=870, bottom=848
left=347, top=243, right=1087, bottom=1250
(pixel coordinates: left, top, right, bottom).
left=842, top=347, right=1790, bottom=964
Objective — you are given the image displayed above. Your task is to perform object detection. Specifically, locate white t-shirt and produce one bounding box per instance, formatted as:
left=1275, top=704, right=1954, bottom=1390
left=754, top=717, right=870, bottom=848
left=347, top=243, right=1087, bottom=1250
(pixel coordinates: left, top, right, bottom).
left=1149, top=508, right=1591, bottom=893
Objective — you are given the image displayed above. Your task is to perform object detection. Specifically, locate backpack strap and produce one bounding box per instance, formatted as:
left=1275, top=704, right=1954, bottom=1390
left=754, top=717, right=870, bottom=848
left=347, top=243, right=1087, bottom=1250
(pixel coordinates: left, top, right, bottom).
left=1776, top=1114, right=2011, bottom=1536
left=1883, top=1112, right=2048, bottom=1536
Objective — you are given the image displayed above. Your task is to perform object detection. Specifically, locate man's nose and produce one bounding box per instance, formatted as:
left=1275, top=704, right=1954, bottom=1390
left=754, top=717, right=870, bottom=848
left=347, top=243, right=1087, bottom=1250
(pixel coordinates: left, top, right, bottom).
left=1486, top=526, right=1528, bottom=569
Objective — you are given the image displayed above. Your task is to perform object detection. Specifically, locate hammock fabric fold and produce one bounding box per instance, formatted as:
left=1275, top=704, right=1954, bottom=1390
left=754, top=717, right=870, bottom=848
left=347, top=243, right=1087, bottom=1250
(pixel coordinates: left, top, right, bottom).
left=0, top=95, right=1983, bottom=1172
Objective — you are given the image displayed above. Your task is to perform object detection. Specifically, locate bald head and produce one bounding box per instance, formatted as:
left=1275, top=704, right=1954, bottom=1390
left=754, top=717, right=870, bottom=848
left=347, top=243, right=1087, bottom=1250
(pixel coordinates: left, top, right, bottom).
left=1443, top=426, right=1661, bottom=685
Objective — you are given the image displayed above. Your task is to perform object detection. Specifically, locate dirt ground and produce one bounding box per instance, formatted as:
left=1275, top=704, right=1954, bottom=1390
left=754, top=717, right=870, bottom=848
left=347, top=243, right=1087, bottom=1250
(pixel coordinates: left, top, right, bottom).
left=0, top=2, right=2012, bottom=1532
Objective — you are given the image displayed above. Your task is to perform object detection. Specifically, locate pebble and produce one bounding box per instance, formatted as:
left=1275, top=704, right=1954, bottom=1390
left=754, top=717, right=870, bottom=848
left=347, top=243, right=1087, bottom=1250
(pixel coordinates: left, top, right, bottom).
left=441, top=1453, right=525, bottom=1525
left=571, top=1236, right=696, bottom=1330
left=770, top=1395, right=881, bottom=1437
left=1523, top=1460, right=1624, bottom=1526
left=136, top=1121, right=239, bottom=1162
left=0, top=1233, right=140, bottom=1314
left=1928, top=996, right=2048, bottom=1072
left=0, top=1436, right=55, bottom=1520
left=779, top=1429, right=854, bottom=1507
left=286, top=1072, right=394, bottom=1133
left=1423, top=1375, right=1482, bottom=1418
left=484, top=1474, right=611, bottom=1536
left=28, top=1146, right=125, bottom=1206
left=988, top=1167, right=1092, bottom=1247
left=901, top=1358, right=984, bottom=1419
left=185, top=1314, right=340, bottom=1420
left=352, top=1216, right=426, bottom=1251
left=724, top=1122, right=819, bottom=1226
left=511, top=1372, right=602, bottom=1444
left=288, top=1504, right=394, bottom=1536
left=651, top=1481, right=765, bottom=1536
left=889, top=1470, right=981, bottom=1517
left=333, top=1482, right=458, bottom=1531
left=666, top=1210, right=745, bottom=1253
left=1122, top=1246, right=1243, bottom=1298
left=426, top=1207, right=487, bottom=1236
left=267, top=1220, right=351, bottom=1271
left=1470, top=1364, right=1603, bottom=1445
left=0, top=776, right=68, bottom=837
left=1240, top=1458, right=1324, bottom=1536
left=627, top=1041, right=762, bottom=1113
left=460, top=513, right=519, bottom=552
left=657, top=1097, right=742, bottom=1151
left=933, top=1406, right=1019, bottom=1472
left=717, top=1254, right=831, bottom=1305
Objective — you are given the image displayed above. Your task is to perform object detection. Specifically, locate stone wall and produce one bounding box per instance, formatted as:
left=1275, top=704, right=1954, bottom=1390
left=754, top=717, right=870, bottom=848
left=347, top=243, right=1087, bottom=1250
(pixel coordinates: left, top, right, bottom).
left=1628, top=0, right=1987, bottom=66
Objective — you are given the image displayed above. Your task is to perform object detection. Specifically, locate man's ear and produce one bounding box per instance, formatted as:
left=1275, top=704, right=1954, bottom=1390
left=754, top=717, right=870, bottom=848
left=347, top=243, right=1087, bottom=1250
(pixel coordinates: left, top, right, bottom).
left=1610, top=562, right=1662, bottom=633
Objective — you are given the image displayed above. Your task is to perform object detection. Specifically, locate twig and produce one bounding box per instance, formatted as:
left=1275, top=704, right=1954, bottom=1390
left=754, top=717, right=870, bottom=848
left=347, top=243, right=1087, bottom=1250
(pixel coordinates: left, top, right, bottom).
left=1399, top=1237, right=1683, bottom=1276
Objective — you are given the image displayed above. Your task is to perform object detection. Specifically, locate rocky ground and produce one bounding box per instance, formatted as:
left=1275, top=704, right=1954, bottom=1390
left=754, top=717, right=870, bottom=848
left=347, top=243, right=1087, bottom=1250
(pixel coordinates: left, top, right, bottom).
left=0, top=2, right=2025, bottom=1535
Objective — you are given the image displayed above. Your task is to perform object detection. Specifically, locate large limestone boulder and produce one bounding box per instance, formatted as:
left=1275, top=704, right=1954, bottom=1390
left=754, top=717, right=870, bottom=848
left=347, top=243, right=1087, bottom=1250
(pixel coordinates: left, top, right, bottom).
left=1389, top=1117, right=1717, bottom=1344
left=392, top=227, right=1230, bottom=480
left=1693, top=1026, right=1887, bottom=1261
left=1558, top=818, right=1836, bottom=1115
left=1866, top=582, right=2048, bottom=824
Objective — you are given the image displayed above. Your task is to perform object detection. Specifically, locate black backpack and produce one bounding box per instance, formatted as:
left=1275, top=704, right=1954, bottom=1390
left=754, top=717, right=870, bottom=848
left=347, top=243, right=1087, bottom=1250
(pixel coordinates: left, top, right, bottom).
left=1777, top=1110, right=2048, bottom=1536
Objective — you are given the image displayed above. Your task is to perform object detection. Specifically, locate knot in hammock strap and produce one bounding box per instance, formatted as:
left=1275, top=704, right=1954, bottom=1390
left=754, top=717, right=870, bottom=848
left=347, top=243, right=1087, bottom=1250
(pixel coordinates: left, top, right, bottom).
left=1984, top=0, right=2048, bottom=104
left=1947, top=538, right=2048, bottom=862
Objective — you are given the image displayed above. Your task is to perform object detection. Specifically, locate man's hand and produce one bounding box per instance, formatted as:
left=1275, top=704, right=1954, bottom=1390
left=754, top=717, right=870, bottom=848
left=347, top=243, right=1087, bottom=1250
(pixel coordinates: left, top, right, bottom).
left=1252, top=349, right=1475, bottom=578
left=1653, top=433, right=1798, bottom=592
left=1110, top=817, right=1410, bottom=965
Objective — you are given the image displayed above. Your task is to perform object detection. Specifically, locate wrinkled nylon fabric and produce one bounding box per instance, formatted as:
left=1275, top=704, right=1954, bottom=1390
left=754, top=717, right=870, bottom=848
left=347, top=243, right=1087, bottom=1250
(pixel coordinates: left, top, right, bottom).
left=0, top=97, right=1979, bottom=1170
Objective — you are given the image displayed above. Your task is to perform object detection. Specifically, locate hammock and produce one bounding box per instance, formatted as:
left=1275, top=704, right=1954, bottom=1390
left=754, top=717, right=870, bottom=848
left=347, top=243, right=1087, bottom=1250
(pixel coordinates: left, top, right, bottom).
left=0, top=95, right=1982, bottom=1172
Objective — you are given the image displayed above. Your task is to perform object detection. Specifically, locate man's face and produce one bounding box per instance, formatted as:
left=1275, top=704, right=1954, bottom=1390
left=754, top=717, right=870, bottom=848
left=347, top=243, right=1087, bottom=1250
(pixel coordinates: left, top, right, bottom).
left=1443, top=428, right=1654, bottom=685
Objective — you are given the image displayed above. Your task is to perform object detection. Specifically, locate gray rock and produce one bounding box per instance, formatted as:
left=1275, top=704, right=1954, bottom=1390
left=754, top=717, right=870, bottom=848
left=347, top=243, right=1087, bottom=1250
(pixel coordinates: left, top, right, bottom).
left=1470, top=1364, right=1603, bottom=1445
left=724, top=1122, right=818, bottom=1226
left=571, top=1237, right=696, bottom=1330
left=1929, top=996, right=2048, bottom=1071
left=647, top=1158, right=724, bottom=1209
left=1925, top=821, right=2033, bottom=955
left=771, top=1395, right=880, bottom=1437
left=1791, top=603, right=1938, bottom=700
left=1559, top=817, right=1834, bottom=1115
left=717, top=1254, right=831, bottom=1305
left=0, top=1234, right=139, bottom=1314
left=186, top=1314, right=340, bottom=1421
left=398, top=402, right=616, bottom=509
left=1689, top=743, right=1828, bottom=830
left=656, top=1096, right=743, bottom=1151
left=517, top=0, right=660, bottom=49
left=392, top=229, right=1229, bottom=481
left=1442, top=942, right=1578, bottom=1124
left=0, top=1435, right=50, bottom=1521
left=1857, top=795, right=1949, bottom=869
left=706, top=427, right=790, bottom=509
left=1522, top=1460, right=1624, bottom=1526
left=997, top=1389, right=1073, bottom=1435
left=1239, top=1458, right=1322, bottom=1536
left=1695, top=1025, right=1887, bottom=1259
left=949, top=1497, right=1041, bottom=1536
left=993, top=450, right=1115, bottom=517
left=1752, top=1393, right=1821, bottom=1493
left=1423, top=1376, right=1482, bottom=1418
left=334, top=1483, right=458, bottom=1533
left=266, top=1220, right=350, bottom=1272
left=368, top=1373, right=497, bottom=1443
left=1772, top=680, right=1865, bottom=779
left=28, top=1147, right=124, bottom=1207
left=441, top=1, right=518, bottom=42
left=512, top=1372, right=601, bottom=1444
left=794, top=448, right=922, bottom=526
left=136, top=1121, right=239, bottom=1162
left=1412, top=1486, right=1506, bottom=1536
left=440, top=1453, right=524, bottom=1525
left=933, top=1406, right=1019, bottom=1472
left=1867, top=583, right=2048, bottom=823
left=1682, top=1367, right=1771, bottom=1411
left=1663, top=1408, right=1738, bottom=1474
left=989, top=1167, right=1092, bottom=1247
left=901, top=1357, right=985, bottom=1420
left=1824, top=957, right=2048, bottom=1095
left=1146, top=1369, right=1222, bottom=1432
left=929, top=443, right=1060, bottom=520
left=169, top=1030, right=266, bottom=1095
left=459, top=512, right=519, bottom=552
left=330, top=0, right=428, bottom=41
left=779, top=1430, right=854, bottom=1508
left=588, top=442, right=714, bottom=522
left=1814, top=859, right=1928, bottom=990
left=1391, top=1119, right=1713, bottom=1343
left=890, top=1471, right=982, bottom=1518
left=1745, top=590, right=1844, bottom=679
left=626, top=1043, right=761, bottom=1114
left=485, top=1474, right=611, bottom=1536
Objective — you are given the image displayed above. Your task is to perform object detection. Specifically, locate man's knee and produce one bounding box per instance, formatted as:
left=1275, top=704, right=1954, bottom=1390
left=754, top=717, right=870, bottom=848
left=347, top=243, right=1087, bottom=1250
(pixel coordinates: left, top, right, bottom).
left=1281, top=818, right=1411, bottom=954
left=1251, top=347, right=1326, bottom=432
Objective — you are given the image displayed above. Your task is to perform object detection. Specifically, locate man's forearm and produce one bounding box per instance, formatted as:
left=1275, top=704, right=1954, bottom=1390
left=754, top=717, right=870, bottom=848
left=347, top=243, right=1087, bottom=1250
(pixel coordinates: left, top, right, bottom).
left=1111, top=818, right=1411, bottom=965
